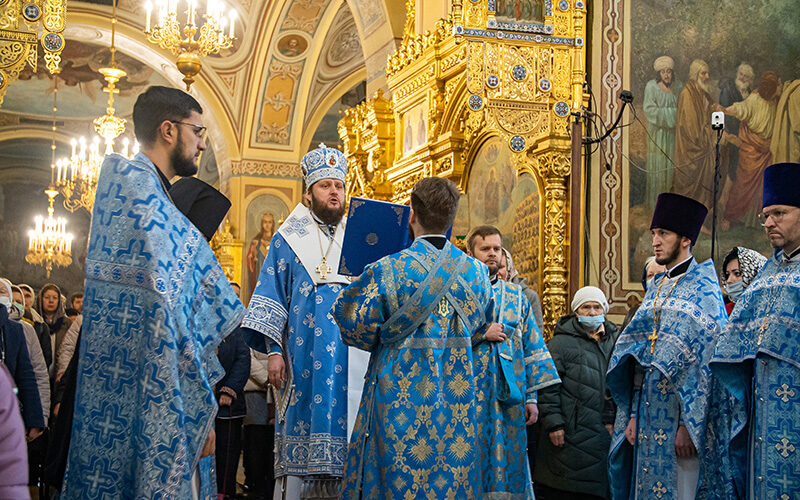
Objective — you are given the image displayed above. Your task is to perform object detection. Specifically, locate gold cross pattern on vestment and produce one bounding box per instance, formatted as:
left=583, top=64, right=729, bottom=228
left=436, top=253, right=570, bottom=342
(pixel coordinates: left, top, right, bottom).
left=315, top=257, right=332, bottom=279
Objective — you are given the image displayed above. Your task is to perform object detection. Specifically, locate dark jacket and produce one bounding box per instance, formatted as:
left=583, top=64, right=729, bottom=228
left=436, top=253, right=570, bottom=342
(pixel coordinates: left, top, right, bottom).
left=510, top=275, right=544, bottom=331
left=216, top=327, right=250, bottom=418
left=45, top=329, right=81, bottom=491
left=0, top=304, right=44, bottom=429
left=534, top=314, right=620, bottom=497
left=23, top=313, right=51, bottom=370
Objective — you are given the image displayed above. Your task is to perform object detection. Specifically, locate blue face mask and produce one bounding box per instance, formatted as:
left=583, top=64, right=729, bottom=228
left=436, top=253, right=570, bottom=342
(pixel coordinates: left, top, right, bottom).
left=725, top=280, right=745, bottom=303
left=578, top=314, right=605, bottom=330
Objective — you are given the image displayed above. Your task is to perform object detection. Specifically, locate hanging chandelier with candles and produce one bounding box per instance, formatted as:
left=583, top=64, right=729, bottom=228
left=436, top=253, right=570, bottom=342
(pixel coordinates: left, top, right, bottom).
left=144, top=0, right=236, bottom=90
left=26, top=84, right=73, bottom=278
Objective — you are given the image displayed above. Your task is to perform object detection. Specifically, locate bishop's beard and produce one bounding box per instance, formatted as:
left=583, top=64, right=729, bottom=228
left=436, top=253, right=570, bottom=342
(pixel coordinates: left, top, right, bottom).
left=310, top=194, right=345, bottom=226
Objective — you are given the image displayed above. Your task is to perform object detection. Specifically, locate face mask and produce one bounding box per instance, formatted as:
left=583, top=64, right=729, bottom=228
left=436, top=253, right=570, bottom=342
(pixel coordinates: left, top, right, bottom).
left=725, top=280, right=745, bottom=303
left=578, top=314, right=605, bottom=330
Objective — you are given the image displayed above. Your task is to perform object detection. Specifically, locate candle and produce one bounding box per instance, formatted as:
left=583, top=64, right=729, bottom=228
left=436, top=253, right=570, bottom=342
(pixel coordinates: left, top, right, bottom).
left=188, top=0, right=195, bottom=25
left=56, top=161, right=62, bottom=183
left=145, top=1, right=152, bottom=31
left=229, top=10, right=235, bottom=37
left=70, top=138, right=77, bottom=160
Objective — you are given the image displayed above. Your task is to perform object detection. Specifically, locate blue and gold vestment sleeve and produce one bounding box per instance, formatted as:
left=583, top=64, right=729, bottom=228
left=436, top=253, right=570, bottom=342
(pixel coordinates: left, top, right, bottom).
left=520, top=295, right=559, bottom=396
left=333, top=260, right=388, bottom=352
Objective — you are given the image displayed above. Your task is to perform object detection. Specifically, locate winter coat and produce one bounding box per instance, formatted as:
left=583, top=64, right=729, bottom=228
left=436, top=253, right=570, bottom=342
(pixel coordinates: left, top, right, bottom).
left=0, top=364, right=29, bottom=499
left=0, top=304, right=43, bottom=429
left=534, top=313, right=619, bottom=498
left=216, top=327, right=251, bottom=418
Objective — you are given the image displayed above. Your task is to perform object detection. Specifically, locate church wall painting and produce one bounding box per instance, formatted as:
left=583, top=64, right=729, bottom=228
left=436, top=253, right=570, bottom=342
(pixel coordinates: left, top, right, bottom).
left=401, top=101, right=428, bottom=156
left=453, top=136, right=541, bottom=289
left=593, top=0, right=799, bottom=315
left=242, top=194, right=289, bottom=302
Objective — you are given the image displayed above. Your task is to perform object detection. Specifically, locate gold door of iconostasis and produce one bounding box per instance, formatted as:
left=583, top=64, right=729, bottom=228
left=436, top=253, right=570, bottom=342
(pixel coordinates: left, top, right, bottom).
left=339, top=0, right=588, bottom=336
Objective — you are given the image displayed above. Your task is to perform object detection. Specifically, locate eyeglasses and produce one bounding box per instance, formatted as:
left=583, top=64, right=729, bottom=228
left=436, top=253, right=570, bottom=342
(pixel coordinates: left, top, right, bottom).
left=169, top=120, right=207, bottom=139
left=757, top=208, right=795, bottom=225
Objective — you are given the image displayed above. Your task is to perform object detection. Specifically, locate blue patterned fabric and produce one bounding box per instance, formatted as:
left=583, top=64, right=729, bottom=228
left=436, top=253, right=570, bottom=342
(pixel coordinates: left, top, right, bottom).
left=241, top=231, right=349, bottom=478
left=473, top=280, right=560, bottom=499
left=301, top=143, right=347, bottom=186
left=710, top=251, right=800, bottom=499
left=63, top=153, right=244, bottom=499
left=333, top=238, right=494, bottom=499
left=607, top=259, right=743, bottom=499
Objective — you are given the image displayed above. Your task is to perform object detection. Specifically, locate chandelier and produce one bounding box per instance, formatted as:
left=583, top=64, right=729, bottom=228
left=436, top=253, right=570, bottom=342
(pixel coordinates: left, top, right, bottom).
left=26, top=84, right=72, bottom=278
left=93, top=0, right=127, bottom=152
left=144, top=0, right=236, bottom=90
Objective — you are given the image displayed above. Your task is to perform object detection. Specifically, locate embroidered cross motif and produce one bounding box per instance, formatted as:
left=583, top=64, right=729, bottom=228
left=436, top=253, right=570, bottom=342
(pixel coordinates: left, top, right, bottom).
left=776, top=438, right=796, bottom=458
left=657, top=379, right=670, bottom=395
left=777, top=383, right=795, bottom=403
left=97, top=407, right=119, bottom=440
left=283, top=215, right=311, bottom=237
left=315, top=257, right=332, bottom=279
left=654, top=429, right=668, bottom=445
left=776, top=472, right=794, bottom=493
left=652, top=482, right=667, bottom=499
left=303, top=313, right=316, bottom=329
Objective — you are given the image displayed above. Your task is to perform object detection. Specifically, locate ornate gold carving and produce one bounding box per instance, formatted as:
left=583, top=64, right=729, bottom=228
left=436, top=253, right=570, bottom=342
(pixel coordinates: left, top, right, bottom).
left=231, top=160, right=301, bottom=177
left=386, top=14, right=454, bottom=78
left=393, top=65, right=436, bottom=102
left=211, top=219, right=243, bottom=282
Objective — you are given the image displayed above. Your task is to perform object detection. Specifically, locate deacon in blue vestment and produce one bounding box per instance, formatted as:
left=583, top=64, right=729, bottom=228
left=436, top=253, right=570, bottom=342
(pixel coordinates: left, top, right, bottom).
left=710, top=162, right=800, bottom=500
left=333, top=177, right=500, bottom=499
left=467, top=225, right=560, bottom=498
left=63, top=86, right=244, bottom=499
left=607, top=193, right=743, bottom=499
left=242, top=144, right=366, bottom=499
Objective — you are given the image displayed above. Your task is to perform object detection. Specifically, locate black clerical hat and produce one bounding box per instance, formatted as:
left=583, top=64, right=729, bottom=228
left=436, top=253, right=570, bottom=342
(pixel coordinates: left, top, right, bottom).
left=169, top=177, right=231, bottom=241
left=763, top=162, right=800, bottom=208
left=650, top=192, right=708, bottom=244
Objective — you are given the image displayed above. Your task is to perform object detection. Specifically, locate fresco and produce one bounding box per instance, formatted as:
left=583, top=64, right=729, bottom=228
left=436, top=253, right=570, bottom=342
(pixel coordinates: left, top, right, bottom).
left=622, top=0, right=799, bottom=278
left=495, top=0, right=545, bottom=24
left=453, top=136, right=540, bottom=287
left=277, top=34, right=309, bottom=59
left=401, top=102, right=428, bottom=155
left=243, top=194, right=289, bottom=301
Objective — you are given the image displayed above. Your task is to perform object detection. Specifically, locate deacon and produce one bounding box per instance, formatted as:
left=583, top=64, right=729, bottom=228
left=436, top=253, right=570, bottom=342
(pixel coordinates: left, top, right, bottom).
left=241, top=144, right=356, bottom=499
left=333, top=177, right=499, bottom=499
left=606, top=193, right=740, bottom=498
left=711, top=162, right=800, bottom=500
left=63, top=86, right=244, bottom=499
left=467, top=225, right=560, bottom=498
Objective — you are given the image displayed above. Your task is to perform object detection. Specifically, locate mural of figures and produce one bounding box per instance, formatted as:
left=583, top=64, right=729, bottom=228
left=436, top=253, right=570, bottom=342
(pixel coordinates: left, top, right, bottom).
left=454, top=136, right=540, bottom=286
left=495, top=0, right=544, bottom=23
left=402, top=102, right=428, bottom=155
left=243, top=195, right=289, bottom=302
left=623, top=0, right=799, bottom=278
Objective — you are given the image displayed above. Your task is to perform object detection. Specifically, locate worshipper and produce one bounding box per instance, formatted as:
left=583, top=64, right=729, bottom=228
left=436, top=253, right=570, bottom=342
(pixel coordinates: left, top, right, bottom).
left=214, top=282, right=250, bottom=500
left=64, top=308, right=79, bottom=322
left=673, top=60, right=718, bottom=209
left=0, top=281, right=44, bottom=439
left=771, top=78, right=800, bottom=162
left=17, top=284, right=51, bottom=371
left=67, top=292, right=83, bottom=314
left=536, top=286, right=619, bottom=500
left=333, top=177, right=500, bottom=499
left=720, top=247, right=768, bottom=315
left=35, top=283, right=71, bottom=374
left=621, top=256, right=666, bottom=331
left=242, top=347, right=274, bottom=500
left=710, top=162, right=800, bottom=500
left=643, top=55, right=683, bottom=208
left=720, top=71, right=781, bottom=224
left=241, top=143, right=360, bottom=499
left=606, top=192, right=742, bottom=498
left=467, top=225, right=560, bottom=499
left=0, top=363, right=30, bottom=500
left=502, top=247, right=544, bottom=331
left=62, top=85, right=244, bottom=499
left=55, top=314, right=80, bottom=382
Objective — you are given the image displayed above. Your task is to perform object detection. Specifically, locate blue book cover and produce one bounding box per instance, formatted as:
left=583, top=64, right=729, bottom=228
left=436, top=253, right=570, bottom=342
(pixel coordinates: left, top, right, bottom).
left=338, top=197, right=411, bottom=276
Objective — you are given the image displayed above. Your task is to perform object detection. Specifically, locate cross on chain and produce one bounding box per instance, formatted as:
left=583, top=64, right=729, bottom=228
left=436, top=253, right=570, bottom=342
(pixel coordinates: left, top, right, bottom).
left=315, top=257, right=332, bottom=279
left=776, top=383, right=795, bottom=403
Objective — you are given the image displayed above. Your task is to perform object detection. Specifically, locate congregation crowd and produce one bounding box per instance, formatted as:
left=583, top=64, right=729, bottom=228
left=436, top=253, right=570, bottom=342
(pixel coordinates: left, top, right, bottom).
left=0, top=85, right=798, bottom=500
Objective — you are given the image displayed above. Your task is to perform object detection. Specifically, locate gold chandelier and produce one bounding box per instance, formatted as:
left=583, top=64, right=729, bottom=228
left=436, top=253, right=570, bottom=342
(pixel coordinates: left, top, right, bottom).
left=93, top=0, right=127, bottom=152
left=26, top=83, right=72, bottom=278
left=144, top=0, right=236, bottom=90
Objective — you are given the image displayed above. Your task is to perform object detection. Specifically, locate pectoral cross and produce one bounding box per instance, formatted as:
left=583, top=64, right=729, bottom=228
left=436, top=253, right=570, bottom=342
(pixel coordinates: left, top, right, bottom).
left=315, top=256, right=332, bottom=279
left=649, top=328, right=658, bottom=354
left=758, top=315, right=769, bottom=345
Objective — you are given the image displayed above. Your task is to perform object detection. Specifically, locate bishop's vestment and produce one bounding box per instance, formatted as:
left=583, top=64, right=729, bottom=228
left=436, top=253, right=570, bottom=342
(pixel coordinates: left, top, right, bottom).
left=711, top=248, right=800, bottom=499
left=472, top=279, right=560, bottom=498
left=333, top=238, right=494, bottom=499
left=63, top=153, right=244, bottom=499
left=607, top=258, right=744, bottom=499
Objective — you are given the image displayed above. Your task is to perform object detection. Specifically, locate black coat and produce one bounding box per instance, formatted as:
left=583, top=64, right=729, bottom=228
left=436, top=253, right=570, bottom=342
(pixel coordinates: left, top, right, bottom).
left=534, top=314, right=619, bottom=497
left=0, top=304, right=43, bottom=429
left=216, top=327, right=250, bottom=418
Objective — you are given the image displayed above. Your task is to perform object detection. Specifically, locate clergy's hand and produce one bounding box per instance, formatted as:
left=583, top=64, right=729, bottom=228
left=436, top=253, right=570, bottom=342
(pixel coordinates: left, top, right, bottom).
left=201, top=428, right=215, bottom=458
left=485, top=323, right=506, bottom=342
left=549, top=429, right=565, bottom=447
left=268, top=354, right=286, bottom=388
left=625, top=417, right=636, bottom=446
left=525, top=403, right=539, bottom=425
left=674, top=425, right=696, bottom=458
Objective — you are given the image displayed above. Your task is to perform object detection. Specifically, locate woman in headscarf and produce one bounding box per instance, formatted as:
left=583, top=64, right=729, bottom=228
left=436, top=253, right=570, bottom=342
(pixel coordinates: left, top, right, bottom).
left=720, top=247, right=768, bottom=315
left=34, top=283, right=71, bottom=370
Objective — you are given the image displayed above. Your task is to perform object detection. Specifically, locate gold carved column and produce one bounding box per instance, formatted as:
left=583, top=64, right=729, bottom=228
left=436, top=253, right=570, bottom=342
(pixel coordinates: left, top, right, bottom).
left=339, top=0, right=587, bottom=336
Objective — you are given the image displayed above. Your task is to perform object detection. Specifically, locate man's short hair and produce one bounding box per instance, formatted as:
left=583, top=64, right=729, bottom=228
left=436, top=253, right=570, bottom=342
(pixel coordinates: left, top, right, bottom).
left=68, top=291, right=83, bottom=302
left=467, top=225, right=502, bottom=253
left=410, top=177, right=460, bottom=234
left=133, top=86, right=203, bottom=147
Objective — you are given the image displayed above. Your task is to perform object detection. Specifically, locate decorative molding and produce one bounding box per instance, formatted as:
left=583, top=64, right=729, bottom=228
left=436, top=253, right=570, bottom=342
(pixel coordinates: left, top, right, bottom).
left=231, top=159, right=302, bottom=178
